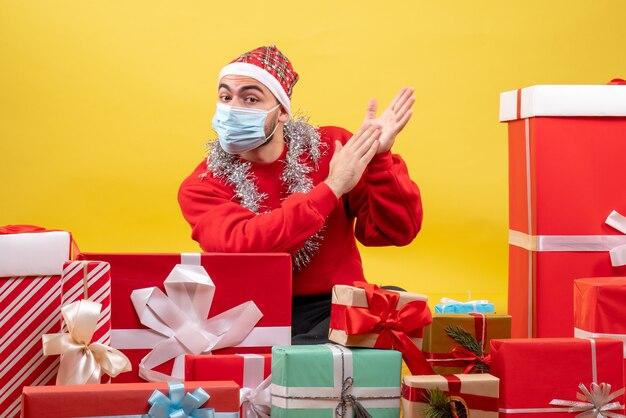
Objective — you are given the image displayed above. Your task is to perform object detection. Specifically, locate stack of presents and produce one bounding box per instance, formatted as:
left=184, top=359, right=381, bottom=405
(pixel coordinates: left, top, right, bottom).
left=2, top=81, right=626, bottom=418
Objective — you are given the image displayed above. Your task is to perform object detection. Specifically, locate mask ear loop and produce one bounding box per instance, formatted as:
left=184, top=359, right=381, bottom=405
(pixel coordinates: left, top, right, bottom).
left=262, top=103, right=283, bottom=140
left=264, top=114, right=280, bottom=140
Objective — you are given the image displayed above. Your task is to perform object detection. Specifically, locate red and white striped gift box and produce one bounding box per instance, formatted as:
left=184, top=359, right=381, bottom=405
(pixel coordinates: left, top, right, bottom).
left=0, top=276, right=63, bottom=418
left=0, top=227, right=73, bottom=418
left=60, top=261, right=111, bottom=347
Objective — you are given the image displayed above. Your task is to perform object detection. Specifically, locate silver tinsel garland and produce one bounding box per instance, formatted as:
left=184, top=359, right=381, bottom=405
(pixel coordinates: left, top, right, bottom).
left=206, top=116, right=327, bottom=270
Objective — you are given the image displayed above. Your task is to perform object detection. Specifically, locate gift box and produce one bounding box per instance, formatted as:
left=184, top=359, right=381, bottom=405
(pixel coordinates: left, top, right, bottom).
left=61, top=261, right=111, bottom=346
left=401, top=374, right=499, bottom=418
left=21, top=380, right=240, bottom=417
left=271, top=344, right=402, bottom=417
left=491, top=337, right=625, bottom=417
left=329, top=282, right=433, bottom=375
left=77, top=252, right=292, bottom=382
left=500, top=83, right=626, bottom=337
left=0, top=226, right=75, bottom=418
left=186, top=353, right=272, bottom=417
left=0, top=225, right=75, bottom=277
left=185, top=353, right=271, bottom=385
left=42, top=300, right=131, bottom=385
left=422, top=314, right=511, bottom=374
left=422, top=314, right=510, bottom=375
left=574, top=277, right=626, bottom=385
left=435, top=298, right=495, bottom=314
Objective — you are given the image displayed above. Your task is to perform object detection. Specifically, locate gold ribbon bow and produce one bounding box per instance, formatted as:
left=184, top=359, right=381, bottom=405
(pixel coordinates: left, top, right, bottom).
left=550, top=383, right=626, bottom=418
left=42, top=300, right=132, bottom=385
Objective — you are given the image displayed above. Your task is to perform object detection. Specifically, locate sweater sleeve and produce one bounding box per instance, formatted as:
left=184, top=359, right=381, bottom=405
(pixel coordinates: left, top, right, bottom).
left=178, top=163, right=339, bottom=253
left=345, top=148, right=423, bottom=247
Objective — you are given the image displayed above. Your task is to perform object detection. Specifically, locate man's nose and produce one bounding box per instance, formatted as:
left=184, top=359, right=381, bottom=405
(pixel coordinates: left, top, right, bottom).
left=230, top=97, right=246, bottom=107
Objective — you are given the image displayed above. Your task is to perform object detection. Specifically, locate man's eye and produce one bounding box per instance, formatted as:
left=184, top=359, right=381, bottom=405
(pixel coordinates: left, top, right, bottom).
left=246, top=97, right=259, bottom=103
left=219, top=95, right=231, bottom=101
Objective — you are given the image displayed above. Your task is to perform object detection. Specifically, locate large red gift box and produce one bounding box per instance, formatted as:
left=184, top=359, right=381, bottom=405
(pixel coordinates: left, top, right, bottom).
left=21, top=381, right=240, bottom=417
left=574, top=277, right=626, bottom=384
left=0, top=227, right=74, bottom=418
left=500, top=84, right=626, bottom=337
left=491, top=338, right=625, bottom=417
left=77, top=252, right=292, bottom=382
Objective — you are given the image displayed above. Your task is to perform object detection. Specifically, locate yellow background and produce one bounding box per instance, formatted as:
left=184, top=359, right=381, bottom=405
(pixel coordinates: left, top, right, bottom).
left=2, top=1, right=625, bottom=313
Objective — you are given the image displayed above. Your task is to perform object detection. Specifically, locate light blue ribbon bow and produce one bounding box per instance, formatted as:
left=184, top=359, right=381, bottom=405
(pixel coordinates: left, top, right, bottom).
left=83, top=382, right=239, bottom=418
left=147, top=382, right=214, bottom=418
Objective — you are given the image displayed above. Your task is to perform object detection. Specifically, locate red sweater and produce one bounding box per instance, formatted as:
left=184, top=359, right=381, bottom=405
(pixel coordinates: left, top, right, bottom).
left=178, top=126, right=423, bottom=296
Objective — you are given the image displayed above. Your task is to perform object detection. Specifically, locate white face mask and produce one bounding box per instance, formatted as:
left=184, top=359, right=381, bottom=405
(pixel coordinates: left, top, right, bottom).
left=212, top=103, right=280, bottom=154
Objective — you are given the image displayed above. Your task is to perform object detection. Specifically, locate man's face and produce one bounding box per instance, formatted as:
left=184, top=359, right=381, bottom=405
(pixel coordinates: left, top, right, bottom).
left=217, top=75, right=289, bottom=137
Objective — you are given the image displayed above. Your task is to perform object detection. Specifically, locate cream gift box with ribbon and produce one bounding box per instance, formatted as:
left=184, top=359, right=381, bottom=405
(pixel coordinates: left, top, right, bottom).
left=77, top=252, right=292, bottom=383
left=271, top=344, right=402, bottom=418
left=401, top=373, right=499, bottom=418
left=490, top=337, right=625, bottom=417
left=0, top=225, right=78, bottom=418
left=499, top=82, right=626, bottom=338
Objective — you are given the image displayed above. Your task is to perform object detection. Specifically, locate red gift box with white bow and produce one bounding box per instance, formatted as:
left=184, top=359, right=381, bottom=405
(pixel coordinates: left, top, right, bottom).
left=500, top=83, right=626, bottom=338
left=491, top=337, right=625, bottom=418
left=77, top=252, right=292, bottom=382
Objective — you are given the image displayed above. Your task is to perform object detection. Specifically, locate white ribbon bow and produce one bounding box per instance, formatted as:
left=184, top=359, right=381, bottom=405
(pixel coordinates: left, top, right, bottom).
left=550, top=383, right=626, bottom=418
left=240, top=376, right=272, bottom=418
left=42, top=300, right=132, bottom=385
left=130, top=263, right=263, bottom=381
left=606, top=211, right=626, bottom=266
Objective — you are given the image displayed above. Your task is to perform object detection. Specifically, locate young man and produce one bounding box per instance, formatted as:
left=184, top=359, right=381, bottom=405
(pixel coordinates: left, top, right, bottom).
left=178, top=45, right=422, bottom=343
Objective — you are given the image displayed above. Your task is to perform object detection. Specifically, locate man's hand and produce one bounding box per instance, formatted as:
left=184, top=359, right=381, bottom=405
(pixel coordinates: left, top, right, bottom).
left=363, top=87, right=415, bottom=154
left=324, top=125, right=381, bottom=198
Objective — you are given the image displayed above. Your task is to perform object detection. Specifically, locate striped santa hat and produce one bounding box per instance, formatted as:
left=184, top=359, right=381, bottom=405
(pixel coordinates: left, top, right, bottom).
left=218, top=45, right=299, bottom=116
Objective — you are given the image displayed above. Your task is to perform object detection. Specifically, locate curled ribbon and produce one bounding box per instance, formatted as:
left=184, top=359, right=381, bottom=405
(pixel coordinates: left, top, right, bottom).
left=240, top=376, right=271, bottom=418
left=42, top=300, right=131, bottom=385
left=450, top=347, right=492, bottom=374
left=550, top=383, right=626, bottom=418
left=131, top=262, right=263, bottom=381
left=344, top=282, right=434, bottom=375
left=335, top=377, right=372, bottom=418
left=147, top=382, right=217, bottom=418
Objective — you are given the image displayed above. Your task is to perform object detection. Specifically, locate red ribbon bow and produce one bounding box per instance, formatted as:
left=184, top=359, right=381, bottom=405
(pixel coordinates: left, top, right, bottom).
left=0, top=225, right=47, bottom=234
left=343, top=282, right=434, bottom=375
left=451, top=346, right=492, bottom=374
